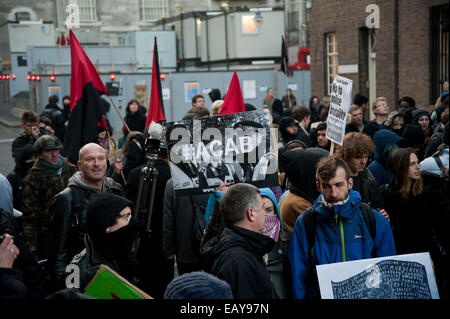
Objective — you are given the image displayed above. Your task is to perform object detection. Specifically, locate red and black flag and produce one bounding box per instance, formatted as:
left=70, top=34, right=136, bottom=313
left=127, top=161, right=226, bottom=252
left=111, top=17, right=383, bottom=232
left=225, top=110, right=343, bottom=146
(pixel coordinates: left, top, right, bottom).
left=280, top=36, right=289, bottom=75
left=145, top=37, right=166, bottom=128
left=219, top=71, right=246, bottom=115
left=64, top=30, right=108, bottom=162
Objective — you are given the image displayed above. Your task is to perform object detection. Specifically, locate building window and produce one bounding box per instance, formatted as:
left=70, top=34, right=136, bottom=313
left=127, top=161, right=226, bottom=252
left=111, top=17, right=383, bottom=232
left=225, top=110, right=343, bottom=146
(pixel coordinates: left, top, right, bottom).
left=76, top=0, right=98, bottom=23
left=431, top=4, right=449, bottom=102
left=141, top=0, right=168, bottom=22
left=241, top=15, right=258, bottom=34
left=326, top=33, right=338, bottom=96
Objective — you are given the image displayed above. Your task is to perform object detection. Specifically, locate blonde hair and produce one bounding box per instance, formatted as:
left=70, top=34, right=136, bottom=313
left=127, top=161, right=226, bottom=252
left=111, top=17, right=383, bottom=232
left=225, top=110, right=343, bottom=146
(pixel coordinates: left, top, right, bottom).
left=372, top=97, right=387, bottom=113
left=211, top=100, right=224, bottom=116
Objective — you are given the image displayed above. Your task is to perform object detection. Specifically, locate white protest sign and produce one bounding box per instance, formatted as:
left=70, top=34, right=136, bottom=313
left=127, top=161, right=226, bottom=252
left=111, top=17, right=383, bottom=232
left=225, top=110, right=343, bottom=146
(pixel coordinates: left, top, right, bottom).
left=326, top=75, right=353, bottom=145
left=316, top=252, right=440, bottom=299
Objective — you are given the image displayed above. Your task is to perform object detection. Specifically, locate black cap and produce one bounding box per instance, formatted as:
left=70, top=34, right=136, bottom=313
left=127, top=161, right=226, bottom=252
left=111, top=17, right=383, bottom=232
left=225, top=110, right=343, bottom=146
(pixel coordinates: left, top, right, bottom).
left=32, top=135, right=63, bottom=154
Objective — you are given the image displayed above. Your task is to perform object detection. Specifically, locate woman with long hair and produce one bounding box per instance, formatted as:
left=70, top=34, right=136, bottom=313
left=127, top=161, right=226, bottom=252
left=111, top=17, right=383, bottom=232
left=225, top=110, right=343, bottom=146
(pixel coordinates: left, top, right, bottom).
left=380, top=148, right=437, bottom=256
left=123, top=99, right=146, bottom=139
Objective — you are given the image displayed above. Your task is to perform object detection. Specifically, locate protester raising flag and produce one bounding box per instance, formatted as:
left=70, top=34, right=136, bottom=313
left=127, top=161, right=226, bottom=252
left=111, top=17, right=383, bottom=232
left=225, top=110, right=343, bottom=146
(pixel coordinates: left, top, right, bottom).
left=64, top=30, right=108, bottom=162
left=145, top=37, right=166, bottom=128
left=280, top=36, right=289, bottom=76
left=219, top=71, right=246, bottom=115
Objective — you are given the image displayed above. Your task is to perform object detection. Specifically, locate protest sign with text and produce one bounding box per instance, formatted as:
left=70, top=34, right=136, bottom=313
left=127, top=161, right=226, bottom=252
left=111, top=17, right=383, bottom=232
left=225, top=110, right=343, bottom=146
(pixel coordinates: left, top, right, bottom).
left=326, top=75, right=353, bottom=146
left=316, top=252, right=439, bottom=299
left=164, top=109, right=278, bottom=195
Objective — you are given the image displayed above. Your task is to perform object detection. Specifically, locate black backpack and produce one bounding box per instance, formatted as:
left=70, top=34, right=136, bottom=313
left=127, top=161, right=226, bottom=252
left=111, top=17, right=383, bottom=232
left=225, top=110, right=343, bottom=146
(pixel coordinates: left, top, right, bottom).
left=302, top=202, right=377, bottom=258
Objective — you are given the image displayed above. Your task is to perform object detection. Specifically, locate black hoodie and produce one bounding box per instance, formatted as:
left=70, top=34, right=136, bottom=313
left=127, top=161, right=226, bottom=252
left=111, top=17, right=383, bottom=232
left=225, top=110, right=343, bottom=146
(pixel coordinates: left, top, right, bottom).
left=202, top=225, right=276, bottom=299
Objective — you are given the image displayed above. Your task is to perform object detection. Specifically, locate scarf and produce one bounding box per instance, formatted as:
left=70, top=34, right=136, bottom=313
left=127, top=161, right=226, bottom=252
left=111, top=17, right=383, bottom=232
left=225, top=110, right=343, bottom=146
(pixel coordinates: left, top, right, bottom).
left=263, top=214, right=280, bottom=242
left=322, top=194, right=350, bottom=209
left=40, top=155, right=64, bottom=176
left=98, top=136, right=109, bottom=150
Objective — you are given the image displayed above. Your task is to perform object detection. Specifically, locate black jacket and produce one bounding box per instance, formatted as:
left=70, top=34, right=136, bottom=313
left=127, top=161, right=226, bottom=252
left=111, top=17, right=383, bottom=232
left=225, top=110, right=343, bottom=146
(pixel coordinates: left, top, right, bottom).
left=380, top=181, right=436, bottom=256
left=351, top=168, right=384, bottom=210
left=202, top=225, right=277, bottom=299
left=162, top=179, right=210, bottom=263
left=362, top=120, right=383, bottom=139
left=0, top=268, right=28, bottom=299
left=124, top=111, right=146, bottom=136
left=47, top=173, right=123, bottom=289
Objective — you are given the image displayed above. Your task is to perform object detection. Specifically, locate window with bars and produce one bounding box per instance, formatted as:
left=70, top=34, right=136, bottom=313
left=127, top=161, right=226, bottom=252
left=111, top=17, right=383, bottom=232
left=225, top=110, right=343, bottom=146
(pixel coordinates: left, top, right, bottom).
left=141, top=0, right=168, bottom=22
left=326, top=33, right=338, bottom=96
left=76, top=0, right=98, bottom=22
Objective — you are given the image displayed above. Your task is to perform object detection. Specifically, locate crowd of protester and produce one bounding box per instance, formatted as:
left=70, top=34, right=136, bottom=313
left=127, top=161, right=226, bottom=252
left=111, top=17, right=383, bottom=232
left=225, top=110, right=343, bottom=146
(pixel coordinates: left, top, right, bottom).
left=0, top=85, right=448, bottom=300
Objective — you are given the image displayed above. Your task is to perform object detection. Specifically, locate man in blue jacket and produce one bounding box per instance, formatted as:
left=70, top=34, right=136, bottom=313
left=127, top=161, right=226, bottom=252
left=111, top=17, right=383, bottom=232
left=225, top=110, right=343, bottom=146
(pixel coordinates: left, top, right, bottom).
left=289, top=155, right=396, bottom=299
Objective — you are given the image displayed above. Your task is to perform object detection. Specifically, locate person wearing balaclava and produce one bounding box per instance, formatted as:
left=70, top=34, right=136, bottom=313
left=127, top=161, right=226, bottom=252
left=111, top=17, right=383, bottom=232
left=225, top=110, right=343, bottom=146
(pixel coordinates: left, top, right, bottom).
left=7, top=144, right=36, bottom=212
left=122, top=133, right=146, bottom=182
left=67, top=193, right=140, bottom=292
left=278, top=148, right=329, bottom=234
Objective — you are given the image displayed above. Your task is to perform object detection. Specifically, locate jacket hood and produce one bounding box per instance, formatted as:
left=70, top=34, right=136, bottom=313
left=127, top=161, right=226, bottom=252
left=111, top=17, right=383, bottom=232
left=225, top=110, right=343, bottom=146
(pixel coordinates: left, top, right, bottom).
left=14, top=144, right=35, bottom=177
left=279, top=116, right=298, bottom=143
left=412, top=109, right=431, bottom=124
left=280, top=147, right=329, bottom=203
left=259, top=188, right=283, bottom=230
left=313, top=188, right=362, bottom=221
left=202, top=225, right=275, bottom=271
left=373, top=129, right=403, bottom=162
left=68, top=171, right=110, bottom=193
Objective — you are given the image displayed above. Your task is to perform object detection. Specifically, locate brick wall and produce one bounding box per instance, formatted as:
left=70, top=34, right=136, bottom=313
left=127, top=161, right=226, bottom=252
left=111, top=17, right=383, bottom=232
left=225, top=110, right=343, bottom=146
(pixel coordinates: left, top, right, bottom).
left=310, top=0, right=447, bottom=112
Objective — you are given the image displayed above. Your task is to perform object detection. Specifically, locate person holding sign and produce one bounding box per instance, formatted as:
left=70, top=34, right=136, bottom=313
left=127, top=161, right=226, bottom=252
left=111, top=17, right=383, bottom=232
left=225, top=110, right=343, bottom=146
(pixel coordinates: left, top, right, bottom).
left=66, top=193, right=140, bottom=292
left=288, top=155, right=396, bottom=299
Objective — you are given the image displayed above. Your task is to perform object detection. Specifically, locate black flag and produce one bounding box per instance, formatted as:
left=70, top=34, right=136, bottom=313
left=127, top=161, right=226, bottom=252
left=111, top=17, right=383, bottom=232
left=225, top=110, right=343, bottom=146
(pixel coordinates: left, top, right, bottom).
left=280, top=36, right=289, bottom=75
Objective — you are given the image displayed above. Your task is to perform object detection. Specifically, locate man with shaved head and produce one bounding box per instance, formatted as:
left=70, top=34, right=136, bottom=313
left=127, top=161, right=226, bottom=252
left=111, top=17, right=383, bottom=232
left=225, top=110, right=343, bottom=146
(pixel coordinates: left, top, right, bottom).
left=47, top=143, right=124, bottom=291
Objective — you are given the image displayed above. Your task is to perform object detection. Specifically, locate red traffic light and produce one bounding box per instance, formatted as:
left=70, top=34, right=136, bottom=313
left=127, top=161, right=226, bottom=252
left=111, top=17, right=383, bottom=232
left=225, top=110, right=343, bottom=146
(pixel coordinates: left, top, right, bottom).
left=110, top=73, right=116, bottom=80
left=6, top=75, right=10, bottom=80
left=31, top=75, right=36, bottom=81
left=12, top=74, right=16, bottom=80
left=36, top=75, right=41, bottom=81
left=160, top=73, right=166, bottom=81
left=50, top=75, right=56, bottom=82
left=27, top=75, right=31, bottom=81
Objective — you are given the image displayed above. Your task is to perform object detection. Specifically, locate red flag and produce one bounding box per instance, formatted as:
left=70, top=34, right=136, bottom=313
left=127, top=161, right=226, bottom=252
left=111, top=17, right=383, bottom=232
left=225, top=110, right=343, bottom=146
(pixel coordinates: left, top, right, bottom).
left=145, top=37, right=166, bottom=128
left=64, top=30, right=109, bottom=162
left=219, top=71, right=246, bottom=115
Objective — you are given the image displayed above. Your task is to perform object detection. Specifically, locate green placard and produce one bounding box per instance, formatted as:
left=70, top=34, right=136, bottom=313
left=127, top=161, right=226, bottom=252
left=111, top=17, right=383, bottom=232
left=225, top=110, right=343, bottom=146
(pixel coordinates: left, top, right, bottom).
left=84, top=265, right=151, bottom=299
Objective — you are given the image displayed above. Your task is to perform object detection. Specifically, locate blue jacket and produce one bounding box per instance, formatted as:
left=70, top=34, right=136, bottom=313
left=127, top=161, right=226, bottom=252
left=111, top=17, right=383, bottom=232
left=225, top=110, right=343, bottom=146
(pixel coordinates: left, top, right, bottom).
left=368, top=129, right=403, bottom=186
left=288, top=189, right=396, bottom=299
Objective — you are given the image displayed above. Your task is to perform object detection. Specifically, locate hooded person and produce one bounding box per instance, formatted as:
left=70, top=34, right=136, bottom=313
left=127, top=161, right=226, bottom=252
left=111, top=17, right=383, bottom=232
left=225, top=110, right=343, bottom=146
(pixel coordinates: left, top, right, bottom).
left=400, top=123, right=426, bottom=161
left=66, top=193, right=140, bottom=292
left=122, top=133, right=146, bottom=181
left=368, top=129, right=404, bottom=186
left=279, top=148, right=330, bottom=233
left=271, top=99, right=284, bottom=125
left=208, top=89, right=222, bottom=103
left=384, top=111, right=407, bottom=137
left=279, top=116, right=299, bottom=146
left=7, top=144, right=36, bottom=212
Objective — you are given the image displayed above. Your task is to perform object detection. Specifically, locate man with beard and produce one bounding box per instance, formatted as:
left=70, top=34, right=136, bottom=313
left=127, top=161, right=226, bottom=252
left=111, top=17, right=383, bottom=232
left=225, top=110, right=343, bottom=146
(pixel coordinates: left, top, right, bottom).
left=289, top=155, right=395, bottom=299
left=47, top=143, right=123, bottom=291
left=66, top=193, right=140, bottom=292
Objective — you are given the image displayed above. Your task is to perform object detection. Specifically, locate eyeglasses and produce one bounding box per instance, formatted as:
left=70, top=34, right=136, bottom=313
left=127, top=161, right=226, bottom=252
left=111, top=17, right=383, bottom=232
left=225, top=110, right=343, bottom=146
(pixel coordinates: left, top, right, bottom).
left=117, top=212, right=132, bottom=219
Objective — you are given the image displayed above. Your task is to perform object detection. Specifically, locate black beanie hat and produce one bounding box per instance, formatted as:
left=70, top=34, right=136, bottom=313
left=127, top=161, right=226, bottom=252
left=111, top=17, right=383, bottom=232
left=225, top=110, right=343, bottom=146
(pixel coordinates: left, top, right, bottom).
left=354, top=93, right=369, bottom=106
left=411, top=109, right=431, bottom=124
left=208, top=88, right=222, bottom=102
left=401, top=123, right=425, bottom=146
left=164, top=271, right=233, bottom=299
left=87, top=193, right=134, bottom=237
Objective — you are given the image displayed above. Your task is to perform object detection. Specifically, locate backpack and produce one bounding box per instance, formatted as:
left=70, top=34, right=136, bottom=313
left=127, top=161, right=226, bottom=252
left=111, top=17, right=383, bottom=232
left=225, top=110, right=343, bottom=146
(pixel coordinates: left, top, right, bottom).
left=302, top=202, right=377, bottom=258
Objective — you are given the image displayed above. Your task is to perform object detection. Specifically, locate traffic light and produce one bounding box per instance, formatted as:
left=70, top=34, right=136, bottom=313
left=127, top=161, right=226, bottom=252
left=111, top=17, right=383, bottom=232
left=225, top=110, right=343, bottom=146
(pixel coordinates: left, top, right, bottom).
left=31, top=75, right=36, bottom=81
left=36, top=75, right=41, bottom=81
left=12, top=74, right=16, bottom=80
left=110, top=73, right=116, bottom=81
left=160, top=73, right=166, bottom=81
left=50, top=75, right=56, bottom=82
left=27, top=75, right=31, bottom=81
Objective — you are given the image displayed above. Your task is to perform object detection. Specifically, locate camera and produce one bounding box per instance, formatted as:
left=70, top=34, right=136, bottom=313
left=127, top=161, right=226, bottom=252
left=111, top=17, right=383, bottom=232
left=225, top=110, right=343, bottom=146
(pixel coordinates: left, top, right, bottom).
left=39, top=126, right=47, bottom=136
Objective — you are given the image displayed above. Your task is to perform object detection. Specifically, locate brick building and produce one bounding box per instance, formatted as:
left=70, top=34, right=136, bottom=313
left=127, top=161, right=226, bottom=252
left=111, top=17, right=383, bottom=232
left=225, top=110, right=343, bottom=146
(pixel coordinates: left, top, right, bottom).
left=309, top=0, right=448, bottom=117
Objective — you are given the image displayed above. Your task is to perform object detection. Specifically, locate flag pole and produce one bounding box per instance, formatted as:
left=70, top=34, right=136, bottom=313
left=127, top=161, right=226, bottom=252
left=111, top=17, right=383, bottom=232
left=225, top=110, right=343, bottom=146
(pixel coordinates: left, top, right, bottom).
left=107, top=130, right=127, bottom=185
left=283, top=58, right=291, bottom=108
left=107, top=95, right=131, bottom=134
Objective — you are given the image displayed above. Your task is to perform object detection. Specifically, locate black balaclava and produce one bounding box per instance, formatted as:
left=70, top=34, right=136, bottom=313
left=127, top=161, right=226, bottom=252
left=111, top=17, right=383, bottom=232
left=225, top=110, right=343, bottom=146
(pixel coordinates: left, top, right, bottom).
left=123, top=133, right=146, bottom=175
left=86, top=193, right=138, bottom=264
left=390, top=113, right=407, bottom=137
